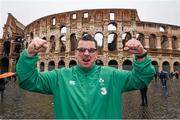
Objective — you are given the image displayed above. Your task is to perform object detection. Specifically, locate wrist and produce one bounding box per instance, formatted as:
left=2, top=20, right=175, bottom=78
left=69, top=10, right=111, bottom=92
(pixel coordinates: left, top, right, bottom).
left=136, top=50, right=148, bottom=59
left=26, top=49, right=36, bottom=57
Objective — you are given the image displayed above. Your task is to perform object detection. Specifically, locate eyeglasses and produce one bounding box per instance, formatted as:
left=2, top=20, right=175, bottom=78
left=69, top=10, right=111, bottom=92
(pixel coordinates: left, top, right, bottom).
left=76, top=48, right=97, bottom=53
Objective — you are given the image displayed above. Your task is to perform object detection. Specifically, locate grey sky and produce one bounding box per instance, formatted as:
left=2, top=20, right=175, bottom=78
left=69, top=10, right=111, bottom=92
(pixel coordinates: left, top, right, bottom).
left=1, top=0, right=180, bottom=37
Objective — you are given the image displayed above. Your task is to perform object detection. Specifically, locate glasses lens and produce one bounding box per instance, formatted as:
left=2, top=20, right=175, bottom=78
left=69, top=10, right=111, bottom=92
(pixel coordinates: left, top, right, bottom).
left=88, top=48, right=96, bottom=53
left=77, top=48, right=85, bottom=52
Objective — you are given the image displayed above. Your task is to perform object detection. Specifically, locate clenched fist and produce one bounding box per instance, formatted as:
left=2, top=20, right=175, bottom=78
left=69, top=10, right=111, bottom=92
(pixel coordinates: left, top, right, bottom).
left=27, top=37, right=48, bottom=57
left=124, top=38, right=147, bottom=55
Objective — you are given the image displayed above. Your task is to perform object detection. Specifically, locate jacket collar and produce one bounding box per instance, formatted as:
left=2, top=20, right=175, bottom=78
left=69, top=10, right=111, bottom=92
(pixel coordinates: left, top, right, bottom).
left=75, top=63, right=97, bottom=75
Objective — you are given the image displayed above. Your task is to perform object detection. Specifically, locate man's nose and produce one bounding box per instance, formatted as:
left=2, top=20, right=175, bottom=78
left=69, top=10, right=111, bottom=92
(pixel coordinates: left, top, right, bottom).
left=83, top=49, right=90, bottom=55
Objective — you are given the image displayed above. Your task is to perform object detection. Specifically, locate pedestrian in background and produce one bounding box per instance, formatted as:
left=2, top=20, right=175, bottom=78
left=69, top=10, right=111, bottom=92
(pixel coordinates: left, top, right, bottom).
left=140, top=86, right=148, bottom=106
left=0, top=77, right=9, bottom=101
left=159, top=70, right=168, bottom=88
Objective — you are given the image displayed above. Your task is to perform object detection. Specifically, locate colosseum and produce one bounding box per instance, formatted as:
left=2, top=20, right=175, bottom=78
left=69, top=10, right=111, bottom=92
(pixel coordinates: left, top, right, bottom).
left=0, top=9, right=180, bottom=74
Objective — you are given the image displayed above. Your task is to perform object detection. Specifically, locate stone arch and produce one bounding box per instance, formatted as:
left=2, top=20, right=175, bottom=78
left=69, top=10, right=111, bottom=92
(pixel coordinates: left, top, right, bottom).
left=70, top=33, right=77, bottom=51
left=109, top=12, right=115, bottom=20
left=30, top=32, right=33, bottom=39
left=122, top=32, right=132, bottom=48
left=71, top=13, right=77, bottom=19
left=159, top=26, right=166, bottom=32
left=50, top=35, right=56, bottom=52
left=149, top=34, right=156, bottom=48
left=83, top=12, right=89, bottom=18
left=108, top=22, right=117, bottom=31
left=42, top=37, right=47, bottom=40
left=161, top=35, right=168, bottom=49
left=95, top=59, right=104, bottom=66
left=0, top=57, right=9, bottom=73
left=152, top=61, right=159, bottom=72
left=60, top=25, right=67, bottom=34
left=58, top=60, right=65, bottom=68
left=48, top=61, right=55, bottom=71
left=69, top=60, right=77, bottom=68
left=172, top=36, right=178, bottom=50
left=52, top=17, right=56, bottom=25
left=40, top=62, right=45, bottom=72
left=59, top=35, right=66, bottom=52
left=3, top=41, right=11, bottom=56
left=108, top=60, right=118, bottom=68
left=82, top=32, right=89, bottom=37
left=14, top=36, right=23, bottom=53
left=122, top=59, right=132, bottom=70
left=137, top=33, right=145, bottom=47
left=94, top=32, right=103, bottom=48
left=108, top=32, right=117, bottom=51
left=162, top=61, right=170, bottom=72
left=173, top=61, right=180, bottom=72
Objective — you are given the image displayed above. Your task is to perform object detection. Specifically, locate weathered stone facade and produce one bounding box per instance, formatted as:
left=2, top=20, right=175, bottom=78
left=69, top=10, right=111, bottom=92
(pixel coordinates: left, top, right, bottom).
left=0, top=13, right=25, bottom=73
left=0, top=9, right=180, bottom=73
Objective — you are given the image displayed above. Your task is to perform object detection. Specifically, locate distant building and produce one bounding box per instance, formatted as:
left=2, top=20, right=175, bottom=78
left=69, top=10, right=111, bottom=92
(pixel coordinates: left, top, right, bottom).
left=0, top=9, right=179, bottom=73
left=0, top=13, right=25, bottom=73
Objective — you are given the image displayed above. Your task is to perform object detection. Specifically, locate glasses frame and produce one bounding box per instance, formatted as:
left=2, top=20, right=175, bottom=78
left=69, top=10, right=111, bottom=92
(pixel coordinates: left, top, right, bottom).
left=76, top=47, right=97, bottom=53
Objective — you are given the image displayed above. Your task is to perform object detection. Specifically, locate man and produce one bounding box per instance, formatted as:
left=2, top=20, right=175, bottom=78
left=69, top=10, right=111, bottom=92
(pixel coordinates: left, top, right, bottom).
left=0, top=77, right=9, bottom=101
left=0, top=78, right=6, bottom=101
left=159, top=70, right=167, bottom=87
left=16, top=34, right=155, bottom=119
left=140, top=86, right=148, bottom=106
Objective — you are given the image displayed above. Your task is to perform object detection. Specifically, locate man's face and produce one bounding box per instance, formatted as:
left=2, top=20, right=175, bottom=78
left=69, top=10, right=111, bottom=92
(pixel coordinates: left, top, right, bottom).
left=75, top=40, right=97, bottom=69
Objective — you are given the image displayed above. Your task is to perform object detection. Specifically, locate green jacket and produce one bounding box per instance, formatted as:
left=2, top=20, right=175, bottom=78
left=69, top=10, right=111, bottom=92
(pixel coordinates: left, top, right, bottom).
left=16, top=50, right=155, bottom=119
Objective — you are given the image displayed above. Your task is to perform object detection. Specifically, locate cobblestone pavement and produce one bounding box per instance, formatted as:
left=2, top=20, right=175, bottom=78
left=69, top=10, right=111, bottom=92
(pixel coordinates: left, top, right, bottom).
left=122, top=78, right=180, bottom=119
left=0, top=78, right=179, bottom=119
left=0, top=81, right=53, bottom=119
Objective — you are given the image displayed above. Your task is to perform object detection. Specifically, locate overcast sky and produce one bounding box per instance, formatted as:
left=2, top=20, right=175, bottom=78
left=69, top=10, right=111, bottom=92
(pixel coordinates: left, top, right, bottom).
left=1, top=0, right=180, bottom=37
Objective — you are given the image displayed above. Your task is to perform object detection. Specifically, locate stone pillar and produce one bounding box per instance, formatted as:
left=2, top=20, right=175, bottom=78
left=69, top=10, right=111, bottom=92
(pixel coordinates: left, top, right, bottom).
left=169, top=59, right=174, bottom=72
left=178, top=38, right=180, bottom=50
left=144, top=35, right=149, bottom=49
left=117, top=22, right=122, bottom=51
left=159, top=60, right=163, bottom=72
left=118, top=58, right=122, bottom=69
left=156, top=36, right=161, bottom=49
left=66, top=26, right=70, bottom=51
left=103, top=35, right=108, bottom=51
left=9, top=59, right=16, bottom=72
left=103, top=21, right=108, bottom=52
left=168, top=37, right=172, bottom=50
left=64, top=53, right=69, bottom=67
left=44, top=60, right=48, bottom=71
left=55, top=34, right=60, bottom=53
left=55, top=59, right=59, bottom=69
left=9, top=40, right=15, bottom=56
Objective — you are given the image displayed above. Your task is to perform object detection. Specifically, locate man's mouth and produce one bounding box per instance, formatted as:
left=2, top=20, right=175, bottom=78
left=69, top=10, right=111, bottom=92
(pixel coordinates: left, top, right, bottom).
left=82, top=57, right=90, bottom=62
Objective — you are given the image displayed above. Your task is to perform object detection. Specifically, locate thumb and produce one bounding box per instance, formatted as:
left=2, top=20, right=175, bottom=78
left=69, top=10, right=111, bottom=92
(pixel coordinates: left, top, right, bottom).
left=124, top=47, right=129, bottom=51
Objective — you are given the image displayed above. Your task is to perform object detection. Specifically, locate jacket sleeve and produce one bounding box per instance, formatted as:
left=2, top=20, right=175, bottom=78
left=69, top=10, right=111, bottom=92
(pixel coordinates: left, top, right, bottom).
left=114, top=55, right=156, bottom=93
left=16, top=50, right=58, bottom=94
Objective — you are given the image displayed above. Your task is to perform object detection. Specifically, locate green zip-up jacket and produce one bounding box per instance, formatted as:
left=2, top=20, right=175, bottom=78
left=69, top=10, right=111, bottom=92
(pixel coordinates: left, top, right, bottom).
left=16, top=50, right=155, bottom=119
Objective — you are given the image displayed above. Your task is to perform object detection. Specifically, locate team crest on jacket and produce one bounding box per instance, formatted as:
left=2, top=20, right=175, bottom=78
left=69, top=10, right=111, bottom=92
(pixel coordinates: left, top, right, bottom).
left=69, top=80, right=76, bottom=85
left=99, top=78, right=104, bottom=85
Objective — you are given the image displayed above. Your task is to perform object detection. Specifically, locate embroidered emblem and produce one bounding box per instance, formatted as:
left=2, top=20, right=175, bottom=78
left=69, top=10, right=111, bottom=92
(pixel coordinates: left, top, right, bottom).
left=101, top=87, right=107, bottom=95
left=99, top=78, right=104, bottom=86
left=69, top=80, right=76, bottom=85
